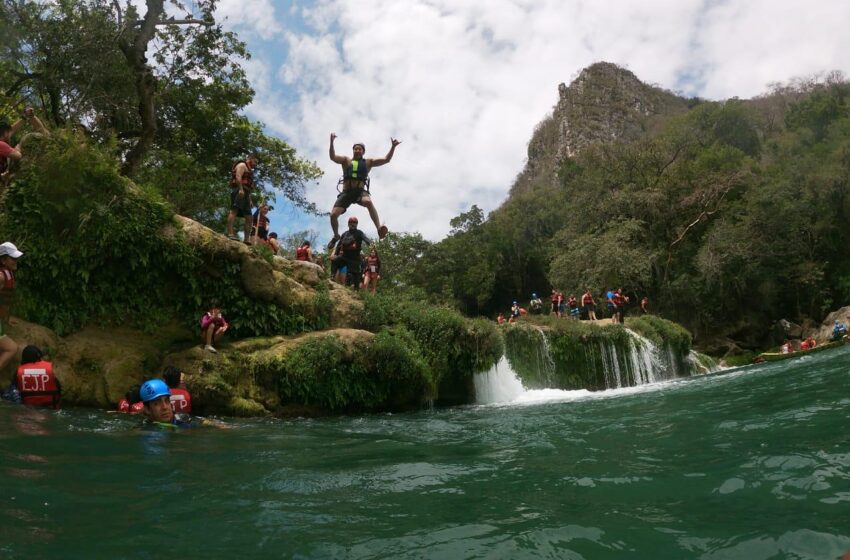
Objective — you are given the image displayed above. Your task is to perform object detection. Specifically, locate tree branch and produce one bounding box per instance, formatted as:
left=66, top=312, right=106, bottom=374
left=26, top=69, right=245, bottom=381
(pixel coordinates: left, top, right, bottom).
left=117, top=0, right=164, bottom=176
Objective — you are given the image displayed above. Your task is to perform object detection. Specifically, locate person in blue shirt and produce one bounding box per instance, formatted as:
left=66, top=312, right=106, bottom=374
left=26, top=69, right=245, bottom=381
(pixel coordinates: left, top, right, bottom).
left=831, top=321, right=847, bottom=341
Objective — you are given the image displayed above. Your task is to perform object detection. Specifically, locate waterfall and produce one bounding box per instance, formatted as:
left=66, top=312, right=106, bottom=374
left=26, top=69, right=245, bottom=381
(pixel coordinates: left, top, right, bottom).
left=531, top=326, right=557, bottom=385
left=502, top=322, right=706, bottom=394
left=474, top=355, right=526, bottom=403
left=687, top=350, right=719, bottom=374
left=624, top=328, right=664, bottom=385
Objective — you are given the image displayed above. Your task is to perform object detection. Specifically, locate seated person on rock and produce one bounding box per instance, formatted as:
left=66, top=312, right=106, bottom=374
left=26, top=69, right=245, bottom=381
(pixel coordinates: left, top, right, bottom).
left=295, top=241, right=313, bottom=262
left=831, top=321, right=847, bottom=341
left=529, top=293, right=543, bottom=314
left=162, top=366, right=192, bottom=414
left=268, top=232, right=280, bottom=255
left=200, top=302, right=228, bottom=354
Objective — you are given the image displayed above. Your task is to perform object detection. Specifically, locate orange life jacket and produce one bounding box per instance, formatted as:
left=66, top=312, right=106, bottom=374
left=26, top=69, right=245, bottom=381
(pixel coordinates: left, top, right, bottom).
left=231, top=160, right=254, bottom=188
left=169, top=388, right=192, bottom=414
left=16, top=361, right=60, bottom=409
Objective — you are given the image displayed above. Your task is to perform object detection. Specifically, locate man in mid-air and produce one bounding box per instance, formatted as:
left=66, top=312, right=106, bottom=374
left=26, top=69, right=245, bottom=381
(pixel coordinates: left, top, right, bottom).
left=327, top=133, right=400, bottom=249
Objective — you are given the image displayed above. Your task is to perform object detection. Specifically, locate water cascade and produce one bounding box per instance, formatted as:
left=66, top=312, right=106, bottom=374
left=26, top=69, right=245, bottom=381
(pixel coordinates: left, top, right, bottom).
left=531, top=325, right=557, bottom=386
left=474, top=355, right=526, bottom=403
left=503, top=322, right=708, bottom=392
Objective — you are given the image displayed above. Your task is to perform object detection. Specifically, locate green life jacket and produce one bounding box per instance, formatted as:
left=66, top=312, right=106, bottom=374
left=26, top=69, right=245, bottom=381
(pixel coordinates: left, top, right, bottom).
left=344, top=158, right=370, bottom=182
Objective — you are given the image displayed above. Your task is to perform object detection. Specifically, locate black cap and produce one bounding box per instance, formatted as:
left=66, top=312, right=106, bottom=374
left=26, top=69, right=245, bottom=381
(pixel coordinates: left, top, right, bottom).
left=21, top=345, right=43, bottom=364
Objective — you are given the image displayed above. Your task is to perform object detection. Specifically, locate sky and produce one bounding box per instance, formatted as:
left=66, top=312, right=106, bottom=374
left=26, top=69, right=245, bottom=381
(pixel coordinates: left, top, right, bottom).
left=209, top=0, right=850, bottom=244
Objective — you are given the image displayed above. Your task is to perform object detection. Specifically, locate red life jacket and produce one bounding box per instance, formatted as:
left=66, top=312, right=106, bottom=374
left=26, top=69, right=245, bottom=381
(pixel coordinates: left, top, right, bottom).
left=231, top=160, right=254, bottom=188
left=117, top=400, right=145, bottom=414
left=366, top=255, right=380, bottom=273
left=568, top=297, right=578, bottom=308
left=169, top=388, right=192, bottom=414
left=296, top=246, right=310, bottom=261
left=614, top=293, right=626, bottom=306
left=16, top=361, right=60, bottom=409
left=582, top=292, right=594, bottom=306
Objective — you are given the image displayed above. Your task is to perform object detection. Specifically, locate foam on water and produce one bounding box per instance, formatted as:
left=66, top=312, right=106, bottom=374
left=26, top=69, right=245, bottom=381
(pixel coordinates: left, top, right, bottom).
left=474, top=352, right=688, bottom=407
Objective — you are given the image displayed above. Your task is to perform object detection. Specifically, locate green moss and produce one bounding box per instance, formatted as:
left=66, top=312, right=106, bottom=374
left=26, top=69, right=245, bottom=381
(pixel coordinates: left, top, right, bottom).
left=722, top=352, right=757, bottom=367
left=505, top=316, right=695, bottom=390
left=250, top=331, right=435, bottom=412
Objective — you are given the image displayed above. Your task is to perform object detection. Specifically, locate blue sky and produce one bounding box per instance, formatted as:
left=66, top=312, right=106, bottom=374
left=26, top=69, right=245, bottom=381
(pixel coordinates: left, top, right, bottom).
left=212, top=0, right=850, bottom=246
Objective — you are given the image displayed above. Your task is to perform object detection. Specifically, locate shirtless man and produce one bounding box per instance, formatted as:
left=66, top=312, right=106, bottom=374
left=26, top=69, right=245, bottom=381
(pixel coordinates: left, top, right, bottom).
left=327, top=134, right=400, bottom=249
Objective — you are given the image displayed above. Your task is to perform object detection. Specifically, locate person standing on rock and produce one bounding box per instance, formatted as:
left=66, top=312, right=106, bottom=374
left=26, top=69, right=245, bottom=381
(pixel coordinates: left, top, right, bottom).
left=582, top=288, right=597, bottom=321
left=226, top=154, right=258, bottom=243
left=327, top=133, right=400, bottom=249
left=0, top=242, right=22, bottom=374
left=331, top=216, right=370, bottom=289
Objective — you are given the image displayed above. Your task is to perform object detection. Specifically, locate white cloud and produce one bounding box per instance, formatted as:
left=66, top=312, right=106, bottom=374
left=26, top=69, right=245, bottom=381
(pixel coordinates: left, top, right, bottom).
left=216, top=0, right=283, bottom=40
left=238, top=0, right=850, bottom=241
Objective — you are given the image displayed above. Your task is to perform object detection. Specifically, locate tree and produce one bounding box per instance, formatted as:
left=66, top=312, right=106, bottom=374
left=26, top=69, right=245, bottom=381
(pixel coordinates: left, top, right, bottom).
left=1, top=0, right=321, bottom=228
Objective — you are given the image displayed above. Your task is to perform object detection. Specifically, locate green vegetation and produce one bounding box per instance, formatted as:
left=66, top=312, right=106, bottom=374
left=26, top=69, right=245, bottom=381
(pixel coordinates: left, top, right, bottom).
left=0, top=134, right=324, bottom=338
left=266, top=330, right=432, bottom=412
left=504, top=316, right=693, bottom=390
left=1, top=0, right=321, bottom=229
left=359, top=292, right=503, bottom=403
left=378, top=74, right=850, bottom=351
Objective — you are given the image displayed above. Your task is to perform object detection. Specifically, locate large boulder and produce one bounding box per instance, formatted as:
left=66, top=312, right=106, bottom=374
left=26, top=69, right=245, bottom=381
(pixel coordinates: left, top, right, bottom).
left=814, top=306, right=850, bottom=342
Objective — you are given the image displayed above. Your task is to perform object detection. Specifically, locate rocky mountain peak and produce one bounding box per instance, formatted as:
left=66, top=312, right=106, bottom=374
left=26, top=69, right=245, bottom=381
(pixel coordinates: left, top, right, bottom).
left=510, top=62, right=688, bottom=196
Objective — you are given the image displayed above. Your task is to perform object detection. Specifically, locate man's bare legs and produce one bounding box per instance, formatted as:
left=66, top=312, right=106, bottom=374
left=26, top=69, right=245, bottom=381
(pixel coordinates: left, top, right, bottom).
left=0, top=336, right=18, bottom=372
left=328, top=206, right=345, bottom=249
left=226, top=209, right=237, bottom=237
left=359, top=196, right=384, bottom=238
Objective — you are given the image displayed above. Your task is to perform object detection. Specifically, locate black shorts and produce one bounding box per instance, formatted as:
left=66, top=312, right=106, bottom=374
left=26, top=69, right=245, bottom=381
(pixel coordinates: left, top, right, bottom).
left=334, top=187, right=367, bottom=209
left=584, top=304, right=596, bottom=314
left=332, top=255, right=361, bottom=275
left=230, top=188, right=252, bottom=217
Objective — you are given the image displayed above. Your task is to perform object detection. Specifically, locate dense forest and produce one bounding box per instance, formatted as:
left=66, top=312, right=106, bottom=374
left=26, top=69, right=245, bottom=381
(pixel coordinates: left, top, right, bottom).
left=378, top=73, right=850, bottom=349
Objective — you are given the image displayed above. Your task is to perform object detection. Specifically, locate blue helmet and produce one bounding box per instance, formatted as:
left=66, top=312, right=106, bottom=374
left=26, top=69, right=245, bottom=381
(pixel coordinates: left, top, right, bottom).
left=532, top=293, right=537, bottom=298
left=513, top=301, right=518, bottom=305
left=140, top=379, right=170, bottom=403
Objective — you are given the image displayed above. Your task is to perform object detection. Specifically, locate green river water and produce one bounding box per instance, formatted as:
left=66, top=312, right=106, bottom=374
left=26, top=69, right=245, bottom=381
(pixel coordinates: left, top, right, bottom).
left=1, top=345, right=849, bottom=559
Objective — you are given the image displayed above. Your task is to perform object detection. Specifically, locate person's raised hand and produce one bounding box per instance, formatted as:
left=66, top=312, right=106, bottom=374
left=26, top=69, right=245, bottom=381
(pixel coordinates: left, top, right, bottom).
left=330, top=133, right=337, bottom=142
left=391, top=137, right=401, bottom=147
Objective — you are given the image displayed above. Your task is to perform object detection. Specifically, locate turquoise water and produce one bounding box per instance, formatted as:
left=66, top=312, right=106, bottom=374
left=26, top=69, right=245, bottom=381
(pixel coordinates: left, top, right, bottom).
left=2, top=347, right=850, bottom=559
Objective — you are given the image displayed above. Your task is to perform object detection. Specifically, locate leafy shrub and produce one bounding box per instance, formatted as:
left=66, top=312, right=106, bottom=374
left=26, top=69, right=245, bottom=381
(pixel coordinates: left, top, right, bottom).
left=269, top=330, right=433, bottom=411
left=0, top=134, right=322, bottom=337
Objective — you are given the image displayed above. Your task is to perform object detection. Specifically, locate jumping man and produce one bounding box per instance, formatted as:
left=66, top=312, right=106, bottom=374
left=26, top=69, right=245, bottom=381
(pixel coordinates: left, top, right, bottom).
left=327, top=133, right=400, bottom=249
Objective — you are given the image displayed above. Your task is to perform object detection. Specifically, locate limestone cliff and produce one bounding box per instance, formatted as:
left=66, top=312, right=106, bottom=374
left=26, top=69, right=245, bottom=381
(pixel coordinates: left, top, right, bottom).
left=511, top=62, right=689, bottom=196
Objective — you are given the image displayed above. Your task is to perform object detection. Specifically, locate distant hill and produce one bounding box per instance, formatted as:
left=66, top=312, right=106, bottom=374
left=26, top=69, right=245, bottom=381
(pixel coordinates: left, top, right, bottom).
left=510, top=62, right=691, bottom=197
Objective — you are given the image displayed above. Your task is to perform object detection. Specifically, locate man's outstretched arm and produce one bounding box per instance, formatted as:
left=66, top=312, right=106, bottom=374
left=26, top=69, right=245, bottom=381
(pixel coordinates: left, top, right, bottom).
left=369, top=137, right=401, bottom=167
left=329, top=133, right=347, bottom=164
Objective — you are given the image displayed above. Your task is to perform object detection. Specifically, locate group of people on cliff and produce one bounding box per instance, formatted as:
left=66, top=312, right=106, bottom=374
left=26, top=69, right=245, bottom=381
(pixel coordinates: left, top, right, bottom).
left=225, top=134, right=397, bottom=294
left=0, top=111, right=397, bottom=423
left=497, top=288, right=650, bottom=325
